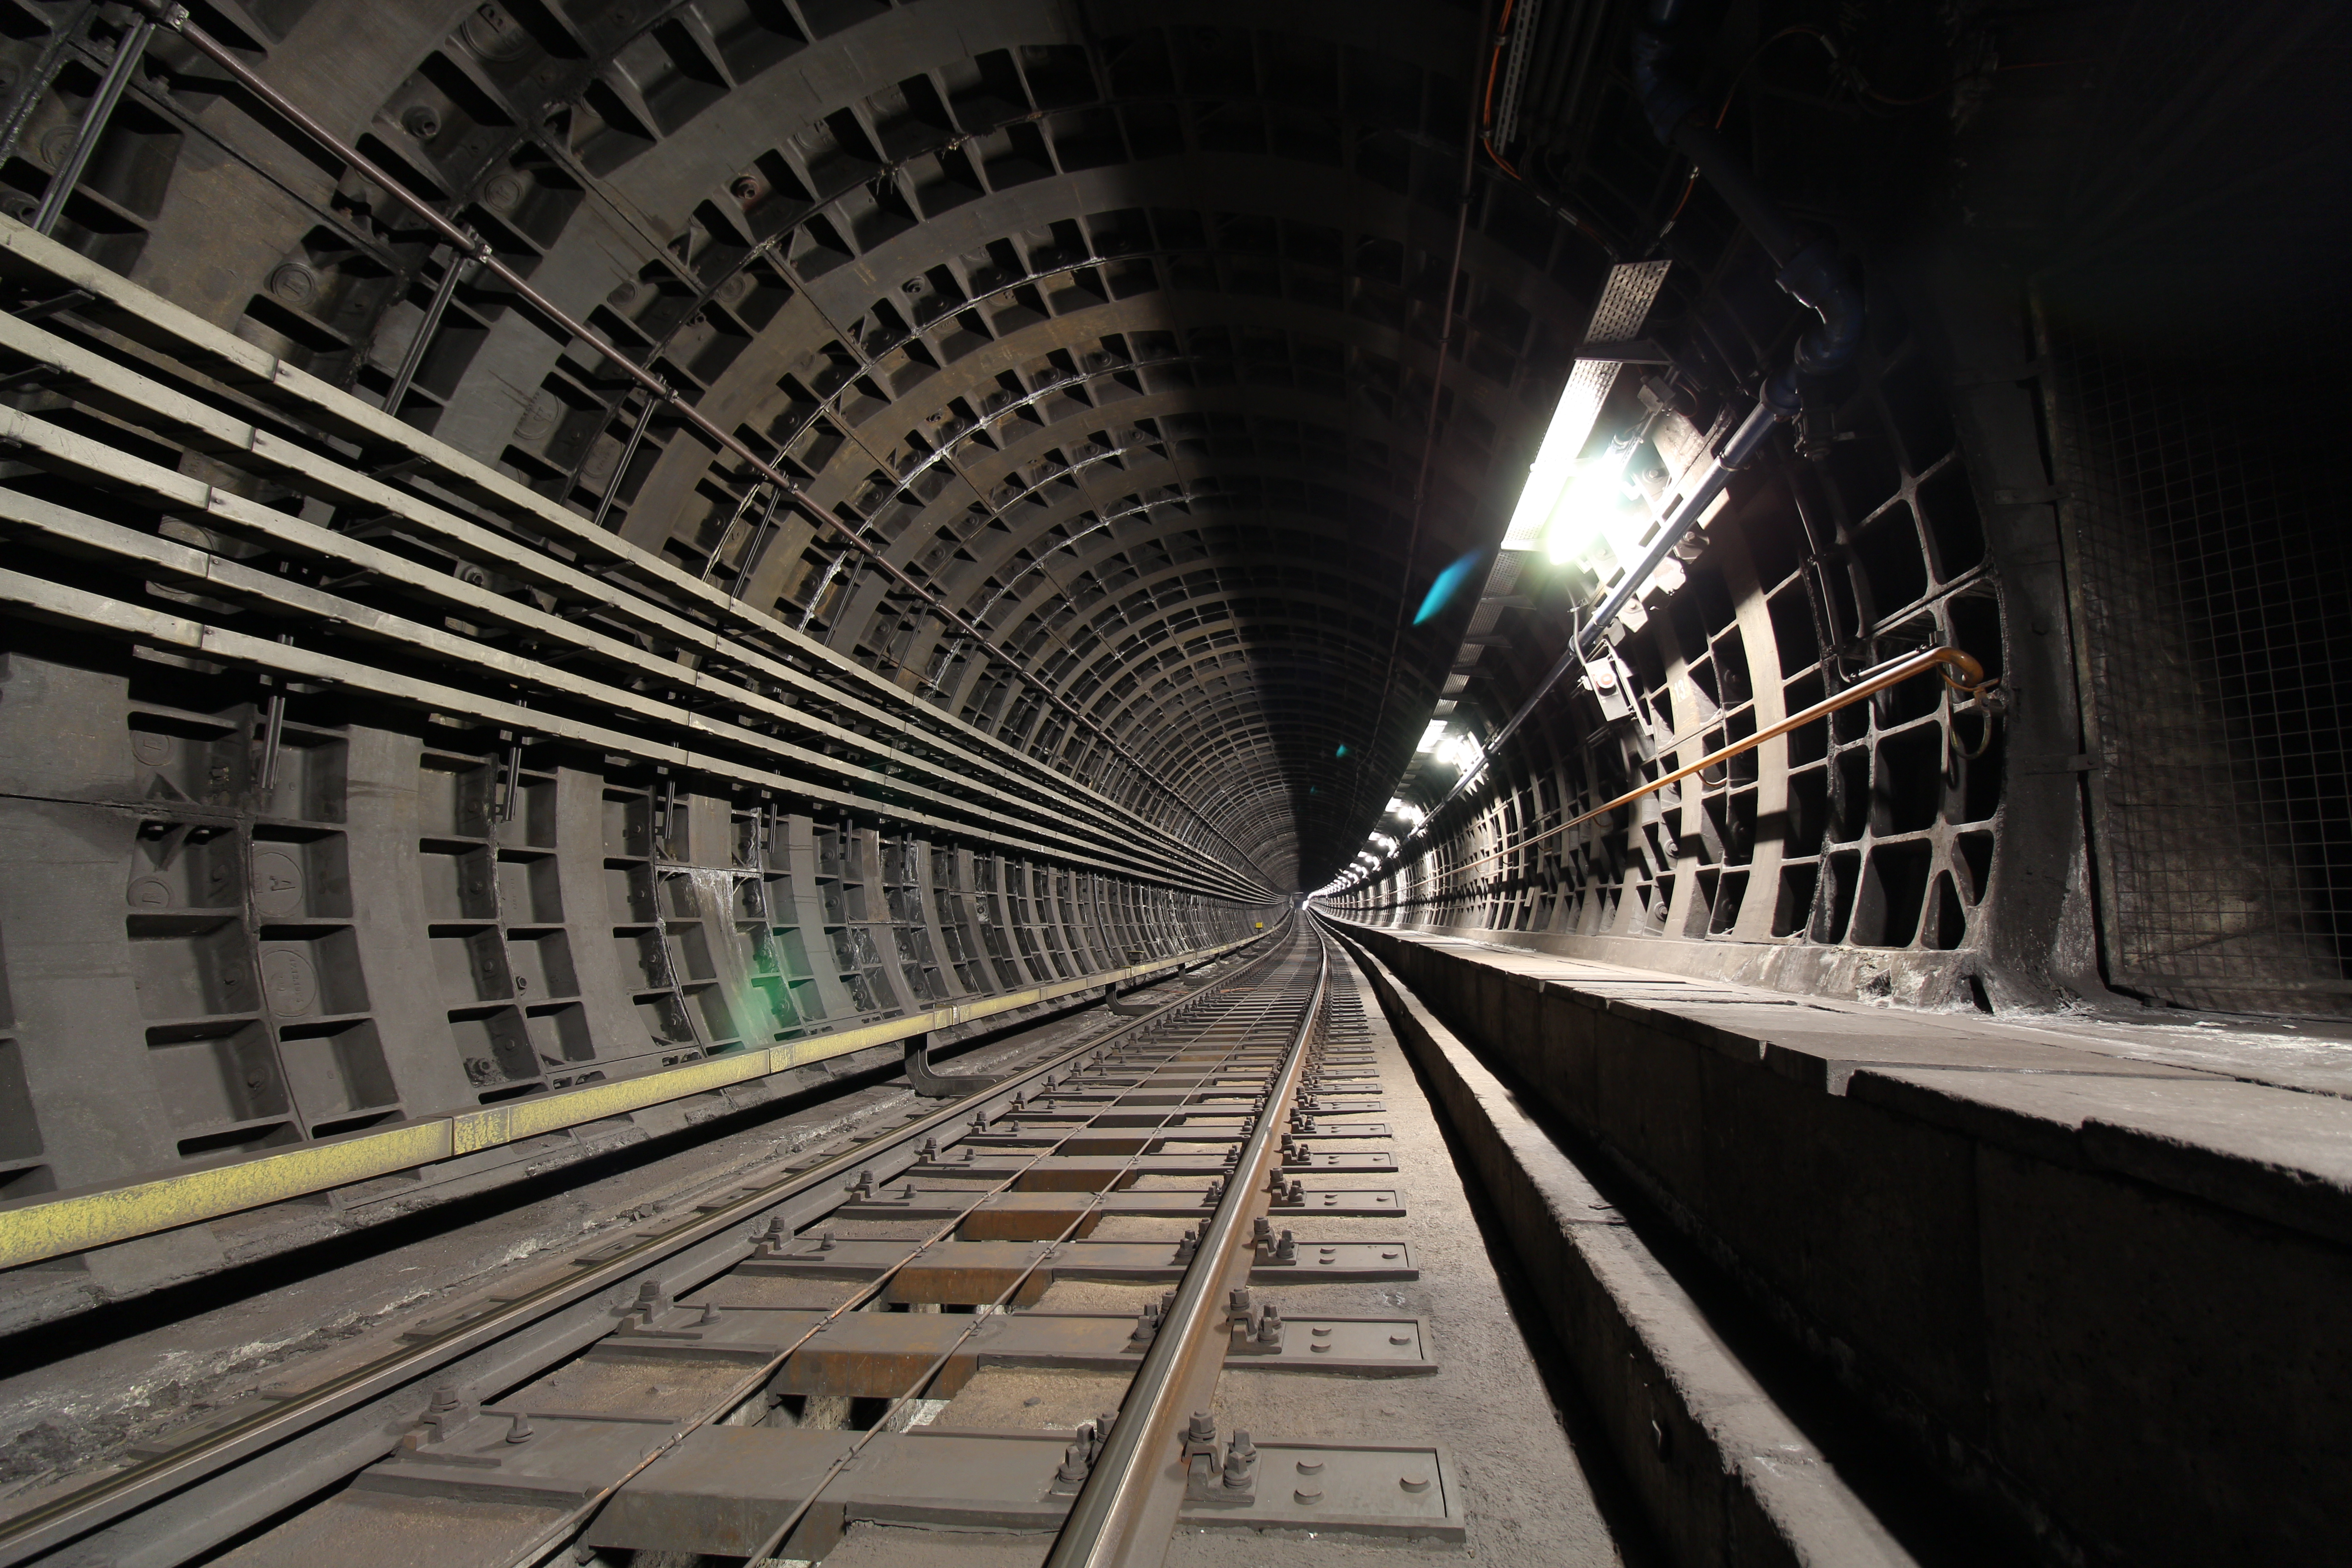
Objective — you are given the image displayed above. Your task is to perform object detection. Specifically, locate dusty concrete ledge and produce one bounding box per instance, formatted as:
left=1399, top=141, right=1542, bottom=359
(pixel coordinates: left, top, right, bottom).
left=1326, top=917, right=2352, bottom=1568
left=1335, top=930, right=1916, bottom=1568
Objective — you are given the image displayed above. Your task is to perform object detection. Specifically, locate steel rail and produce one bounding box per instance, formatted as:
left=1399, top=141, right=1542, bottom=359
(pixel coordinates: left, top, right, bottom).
left=731, top=960, right=1323, bottom=1563
left=524, top=988, right=1284, bottom=1568
left=0, top=923, right=1294, bottom=1568
left=1045, top=926, right=1331, bottom=1568
left=118, top=0, right=1274, bottom=894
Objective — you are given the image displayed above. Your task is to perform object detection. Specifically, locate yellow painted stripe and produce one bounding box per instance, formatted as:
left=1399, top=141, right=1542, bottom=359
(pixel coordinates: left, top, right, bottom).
left=0, top=940, right=1256, bottom=1271
left=451, top=1048, right=782, bottom=1156
left=0, top=1121, right=453, bottom=1271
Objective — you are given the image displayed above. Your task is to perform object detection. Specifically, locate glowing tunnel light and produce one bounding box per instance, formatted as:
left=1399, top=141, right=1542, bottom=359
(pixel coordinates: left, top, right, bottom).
left=1431, top=731, right=1484, bottom=772
left=1540, top=451, right=1645, bottom=568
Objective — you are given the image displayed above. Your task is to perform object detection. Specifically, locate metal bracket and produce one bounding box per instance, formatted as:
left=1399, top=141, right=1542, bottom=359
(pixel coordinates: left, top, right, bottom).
left=903, top=1031, right=1002, bottom=1098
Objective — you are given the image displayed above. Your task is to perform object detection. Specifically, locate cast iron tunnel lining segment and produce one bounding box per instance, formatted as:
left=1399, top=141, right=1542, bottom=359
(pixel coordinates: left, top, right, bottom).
left=0, top=0, right=2345, bottom=1563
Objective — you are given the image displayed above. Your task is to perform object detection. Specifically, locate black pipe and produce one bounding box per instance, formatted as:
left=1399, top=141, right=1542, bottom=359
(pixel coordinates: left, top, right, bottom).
left=1632, top=0, right=1862, bottom=452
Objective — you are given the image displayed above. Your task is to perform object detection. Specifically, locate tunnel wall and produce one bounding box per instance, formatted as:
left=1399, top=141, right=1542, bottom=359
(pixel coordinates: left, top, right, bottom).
left=0, top=215, right=1279, bottom=1290
left=0, top=645, right=1258, bottom=1203
left=1320, top=243, right=2110, bottom=1012
left=1331, top=915, right=2352, bottom=1568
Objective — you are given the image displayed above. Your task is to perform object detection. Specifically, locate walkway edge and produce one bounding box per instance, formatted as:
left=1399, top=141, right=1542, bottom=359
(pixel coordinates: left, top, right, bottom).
left=1334, top=928, right=1916, bottom=1568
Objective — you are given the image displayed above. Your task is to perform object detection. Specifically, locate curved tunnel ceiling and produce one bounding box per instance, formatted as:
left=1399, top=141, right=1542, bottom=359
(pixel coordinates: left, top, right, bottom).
left=112, top=0, right=1625, bottom=893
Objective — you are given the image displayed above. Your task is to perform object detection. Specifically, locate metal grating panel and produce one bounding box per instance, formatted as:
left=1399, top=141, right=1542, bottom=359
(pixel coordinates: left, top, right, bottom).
left=2045, top=329, right=2352, bottom=1012
left=1493, top=0, right=1545, bottom=147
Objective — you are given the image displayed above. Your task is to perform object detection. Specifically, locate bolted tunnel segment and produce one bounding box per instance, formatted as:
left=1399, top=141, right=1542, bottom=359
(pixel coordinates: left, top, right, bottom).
left=0, top=1, right=2346, bottom=1567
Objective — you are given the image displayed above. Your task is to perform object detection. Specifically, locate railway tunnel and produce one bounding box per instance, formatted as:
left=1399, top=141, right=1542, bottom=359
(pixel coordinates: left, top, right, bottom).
left=0, top=0, right=2346, bottom=1563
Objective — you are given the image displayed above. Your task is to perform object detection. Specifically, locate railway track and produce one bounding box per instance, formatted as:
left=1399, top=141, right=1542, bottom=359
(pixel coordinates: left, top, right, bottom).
left=0, top=919, right=1492, bottom=1568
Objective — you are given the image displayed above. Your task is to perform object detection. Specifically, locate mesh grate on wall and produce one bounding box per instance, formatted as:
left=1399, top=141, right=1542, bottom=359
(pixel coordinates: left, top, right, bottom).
left=2044, top=328, right=2352, bottom=1013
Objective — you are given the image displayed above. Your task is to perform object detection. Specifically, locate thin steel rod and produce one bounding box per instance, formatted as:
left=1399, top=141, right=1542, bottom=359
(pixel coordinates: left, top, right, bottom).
left=254, top=631, right=295, bottom=791
left=495, top=728, right=526, bottom=822
left=32, top=17, right=154, bottom=235
left=125, top=0, right=1266, bottom=887
left=1046, top=930, right=1328, bottom=1568
left=1431, top=644, right=1989, bottom=879
left=381, top=240, right=474, bottom=418
left=254, top=682, right=287, bottom=790
left=730, top=482, right=779, bottom=597
left=590, top=391, right=661, bottom=533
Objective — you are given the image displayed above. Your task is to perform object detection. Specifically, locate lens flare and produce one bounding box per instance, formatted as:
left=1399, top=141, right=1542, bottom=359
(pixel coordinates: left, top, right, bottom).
left=1412, top=551, right=1482, bottom=626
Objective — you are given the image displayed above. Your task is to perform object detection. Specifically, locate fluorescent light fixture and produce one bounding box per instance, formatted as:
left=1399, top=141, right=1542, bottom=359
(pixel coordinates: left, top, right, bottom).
left=1433, top=732, right=1485, bottom=772
left=1501, top=259, right=1671, bottom=554
left=1500, top=363, right=1618, bottom=552
left=1542, top=450, right=1641, bottom=565
left=1416, top=719, right=1448, bottom=752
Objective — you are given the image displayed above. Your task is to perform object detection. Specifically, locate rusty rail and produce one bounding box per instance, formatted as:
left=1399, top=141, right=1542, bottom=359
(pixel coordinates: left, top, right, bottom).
left=1423, top=644, right=1991, bottom=882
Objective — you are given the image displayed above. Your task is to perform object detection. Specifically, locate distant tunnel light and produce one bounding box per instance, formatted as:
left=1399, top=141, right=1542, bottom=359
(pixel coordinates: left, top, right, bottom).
left=1416, top=719, right=1448, bottom=752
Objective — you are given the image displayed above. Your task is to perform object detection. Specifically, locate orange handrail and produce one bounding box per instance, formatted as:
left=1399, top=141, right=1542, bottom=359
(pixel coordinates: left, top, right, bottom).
left=1418, top=644, right=1991, bottom=881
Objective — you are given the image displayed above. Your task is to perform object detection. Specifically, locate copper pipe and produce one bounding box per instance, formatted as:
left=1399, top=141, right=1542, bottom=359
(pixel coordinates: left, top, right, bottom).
left=1405, top=644, right=1989, bottom=882
left=129, top=1, right=1269, bottom=885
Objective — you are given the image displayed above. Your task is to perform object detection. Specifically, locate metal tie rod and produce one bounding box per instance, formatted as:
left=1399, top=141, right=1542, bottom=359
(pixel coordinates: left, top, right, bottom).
left=31, top=13, right=159, bottom=235
left=380, top=235, right=480, bottom=420
left=116, top=0, right=1271, bottom=890
left=1440, top=643, right=1992, bottom=877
